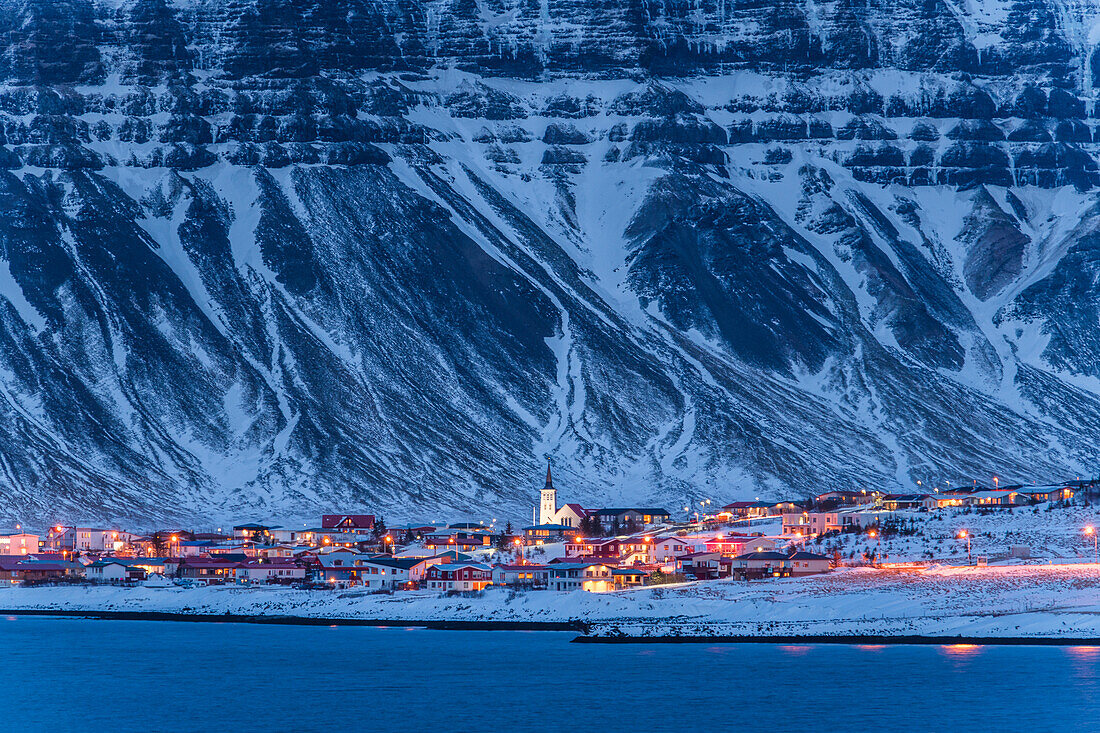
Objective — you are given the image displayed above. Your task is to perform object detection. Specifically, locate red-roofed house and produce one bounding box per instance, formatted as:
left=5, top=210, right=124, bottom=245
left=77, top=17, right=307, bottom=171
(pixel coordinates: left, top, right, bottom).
left=322, top=515, right=376, bottom=532
left=425, top=562, right=492, bottom=591
left=564, top=538, right=620, bottom=559
left=175, top=557, right=242, bottom=584
left=705, top=535, right=776, bottom=556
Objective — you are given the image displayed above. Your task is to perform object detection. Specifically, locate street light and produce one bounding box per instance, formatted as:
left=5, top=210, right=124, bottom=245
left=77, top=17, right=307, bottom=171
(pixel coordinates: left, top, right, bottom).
left=1086, top=526, right=1097, bottom=561
left=868, top=528, right=880, bottom=566
left=957, top=530, right=971, bottom=565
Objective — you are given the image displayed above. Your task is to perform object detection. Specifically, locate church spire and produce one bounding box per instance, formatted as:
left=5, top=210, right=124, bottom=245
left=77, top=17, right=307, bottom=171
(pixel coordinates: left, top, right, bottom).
left=545, top=459, right=553, bottom=488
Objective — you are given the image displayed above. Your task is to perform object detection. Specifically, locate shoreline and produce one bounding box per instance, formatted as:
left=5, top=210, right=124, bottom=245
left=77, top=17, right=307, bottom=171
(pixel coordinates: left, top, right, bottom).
left=573, top=633, right=1100, bottom=646
left=0, top=608, right=585, bottom=632
left=6, top=609, right=1100, bottom=645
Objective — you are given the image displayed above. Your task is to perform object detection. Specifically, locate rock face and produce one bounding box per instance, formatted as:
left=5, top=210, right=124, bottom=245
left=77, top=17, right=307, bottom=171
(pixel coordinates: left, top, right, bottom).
left=0, top=0, right=1100, bottom=524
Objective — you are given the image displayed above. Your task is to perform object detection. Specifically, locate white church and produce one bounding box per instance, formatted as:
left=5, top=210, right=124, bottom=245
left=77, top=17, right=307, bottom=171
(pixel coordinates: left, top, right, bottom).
left=533, top=462, right=590, bottom=528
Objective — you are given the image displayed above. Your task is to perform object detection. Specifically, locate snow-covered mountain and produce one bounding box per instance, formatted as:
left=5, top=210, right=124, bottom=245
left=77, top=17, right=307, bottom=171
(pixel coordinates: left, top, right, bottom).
left=1, top=0, right=1099, bottom=526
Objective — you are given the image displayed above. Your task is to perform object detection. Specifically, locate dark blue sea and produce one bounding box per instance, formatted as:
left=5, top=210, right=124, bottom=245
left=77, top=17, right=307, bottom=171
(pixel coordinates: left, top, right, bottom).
left=3, top=616, right=1100, bottom=732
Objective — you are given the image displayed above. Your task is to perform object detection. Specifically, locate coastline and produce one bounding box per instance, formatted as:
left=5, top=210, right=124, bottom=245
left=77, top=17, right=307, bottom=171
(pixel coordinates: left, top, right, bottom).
left=573, top=633, right=1100, bottom=645
left=8, top=565, right=1100, bottom=642
left=6, top=608, right=1100, bottom=646
left=0, top=607, right=584, bottom=631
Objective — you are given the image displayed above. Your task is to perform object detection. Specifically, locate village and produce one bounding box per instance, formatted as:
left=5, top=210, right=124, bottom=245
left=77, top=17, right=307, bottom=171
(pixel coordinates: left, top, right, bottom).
left=0, top=466, right=1097, bottom=596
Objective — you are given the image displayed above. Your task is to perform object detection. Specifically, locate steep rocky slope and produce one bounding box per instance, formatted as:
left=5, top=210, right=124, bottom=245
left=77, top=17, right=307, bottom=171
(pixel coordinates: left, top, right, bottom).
left=0, top=0, right=1099, bottom=525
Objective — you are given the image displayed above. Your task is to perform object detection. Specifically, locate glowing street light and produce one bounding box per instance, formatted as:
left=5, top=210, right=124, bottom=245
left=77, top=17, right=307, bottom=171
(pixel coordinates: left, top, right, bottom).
left=1086, top=526, right=1097, bottom=561
left=957, top=530, right=971, bottom=565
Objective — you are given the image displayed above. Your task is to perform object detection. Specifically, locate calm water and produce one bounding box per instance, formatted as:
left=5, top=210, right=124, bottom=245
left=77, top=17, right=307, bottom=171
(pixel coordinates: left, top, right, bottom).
left=4, top=617, right=1100, bottom=732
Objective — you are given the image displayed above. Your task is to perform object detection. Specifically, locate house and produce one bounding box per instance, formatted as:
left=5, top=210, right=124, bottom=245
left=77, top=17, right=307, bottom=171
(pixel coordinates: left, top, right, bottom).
left=705, top=534, right=777, bottom=556
left=732, top=551, right=792, bottom=578
left=770, top=501, right=806, bottom=515
left=357, top=556, right=433, bottom=590
left=86, top=559, right=146, bottom=583
left=934, top=494, right=966, bottom=508
left=618, top=536, right=692, bottom=565
left=177, top=540, right=219, bottom=557
left=127, top=557, right=169, bottom=576
left=676, top=551, right=725, bottom=580
left=424, top=530, right=496, bottom=550
left=233, top=559, right=306, bottom=584
left=814, top=490, right=883, bottom=508
left=175, top=557, right=242, bottom=584
left=592, top=508, right=672, bottom=531
left=254, top=544, right=297, bottom=559
left=522, top=524, right=578, bottom=545
left=783, top=509, right=882, bottom=536
left=232, top=524, right=277, bottom=541
left=0, top=555, right=82, bottom=584
left=788, top=551, right=831, bottom=576
left=424, top=562, right=492, bottom=592
left=205, top=543, right=256, bottom=557
left=321, top=515, right=376, bottom=532
left=45, top=527, right=124, bottom=553
left=882, top=494, right=938, bottom=511
left=492, top=564, right=549, bottom=588
left=547, top=562, right=616, bottom=592
left=965, top=490, right=1024, bottom=506
left=267, top=529, right=302, bottom=544
left=612, top=567, right=648, bottom=589
left=0, top=532, right=39, bottom=555
left=720, top=501, right=771, bottom=519
left=1018, top=486, right=1076, bottom=503
left=783, top=512, right=841, bottom=536
left=732, top=550, right=831, bottom=578
left=564, top=538, right=620, bottom=559
left=314, top=550, right=372, bottom=586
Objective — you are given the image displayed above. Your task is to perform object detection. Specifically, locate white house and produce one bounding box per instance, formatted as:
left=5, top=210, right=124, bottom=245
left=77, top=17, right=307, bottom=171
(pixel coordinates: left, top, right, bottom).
left=233, top=560, right=305, bottom=583
left=0, top=533, right=39, bottom=555
left=618, top=536, right=693, bottom=565
left=46, top=527, right=123, bottom=552
left=547, top=562, right=616, bottom=592
left=86, top=560, right=144, bottom=583
left=357, top=556, right=433, bottom=589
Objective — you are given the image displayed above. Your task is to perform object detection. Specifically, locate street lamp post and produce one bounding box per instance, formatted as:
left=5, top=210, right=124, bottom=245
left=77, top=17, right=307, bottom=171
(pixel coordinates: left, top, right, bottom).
left=957, top=530, right=971, bottom=565
left=1086, top=526, right=1097, bottom=561
left=868, top=528, right=880, bottom=567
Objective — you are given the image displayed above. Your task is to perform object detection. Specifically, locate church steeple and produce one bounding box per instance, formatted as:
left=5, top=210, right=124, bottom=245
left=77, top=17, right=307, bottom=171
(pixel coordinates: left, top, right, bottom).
left=539, top=460, right=558, bottom=525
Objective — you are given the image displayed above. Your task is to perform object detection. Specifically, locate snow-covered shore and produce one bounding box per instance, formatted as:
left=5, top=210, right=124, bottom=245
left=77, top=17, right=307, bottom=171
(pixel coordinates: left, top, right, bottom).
left=6, top=565, right=1100, bottom=640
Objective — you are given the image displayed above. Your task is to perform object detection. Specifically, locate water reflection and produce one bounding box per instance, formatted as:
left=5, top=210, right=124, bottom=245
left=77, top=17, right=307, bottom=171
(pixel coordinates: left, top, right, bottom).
left=939, top=643, right=982, bottom=660
left=779, top=645, right=811, bottom=656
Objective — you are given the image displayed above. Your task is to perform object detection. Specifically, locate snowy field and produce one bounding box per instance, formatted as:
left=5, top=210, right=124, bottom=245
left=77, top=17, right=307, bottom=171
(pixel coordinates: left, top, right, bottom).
left=800, top=501, right=1100, bottom=564
left=5, top=564, right=1100, bottom=639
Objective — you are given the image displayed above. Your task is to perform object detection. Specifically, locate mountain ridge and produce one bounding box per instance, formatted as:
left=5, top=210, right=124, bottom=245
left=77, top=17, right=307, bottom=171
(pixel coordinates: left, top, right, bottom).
left=0, top=0, right=1097, bottom=525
